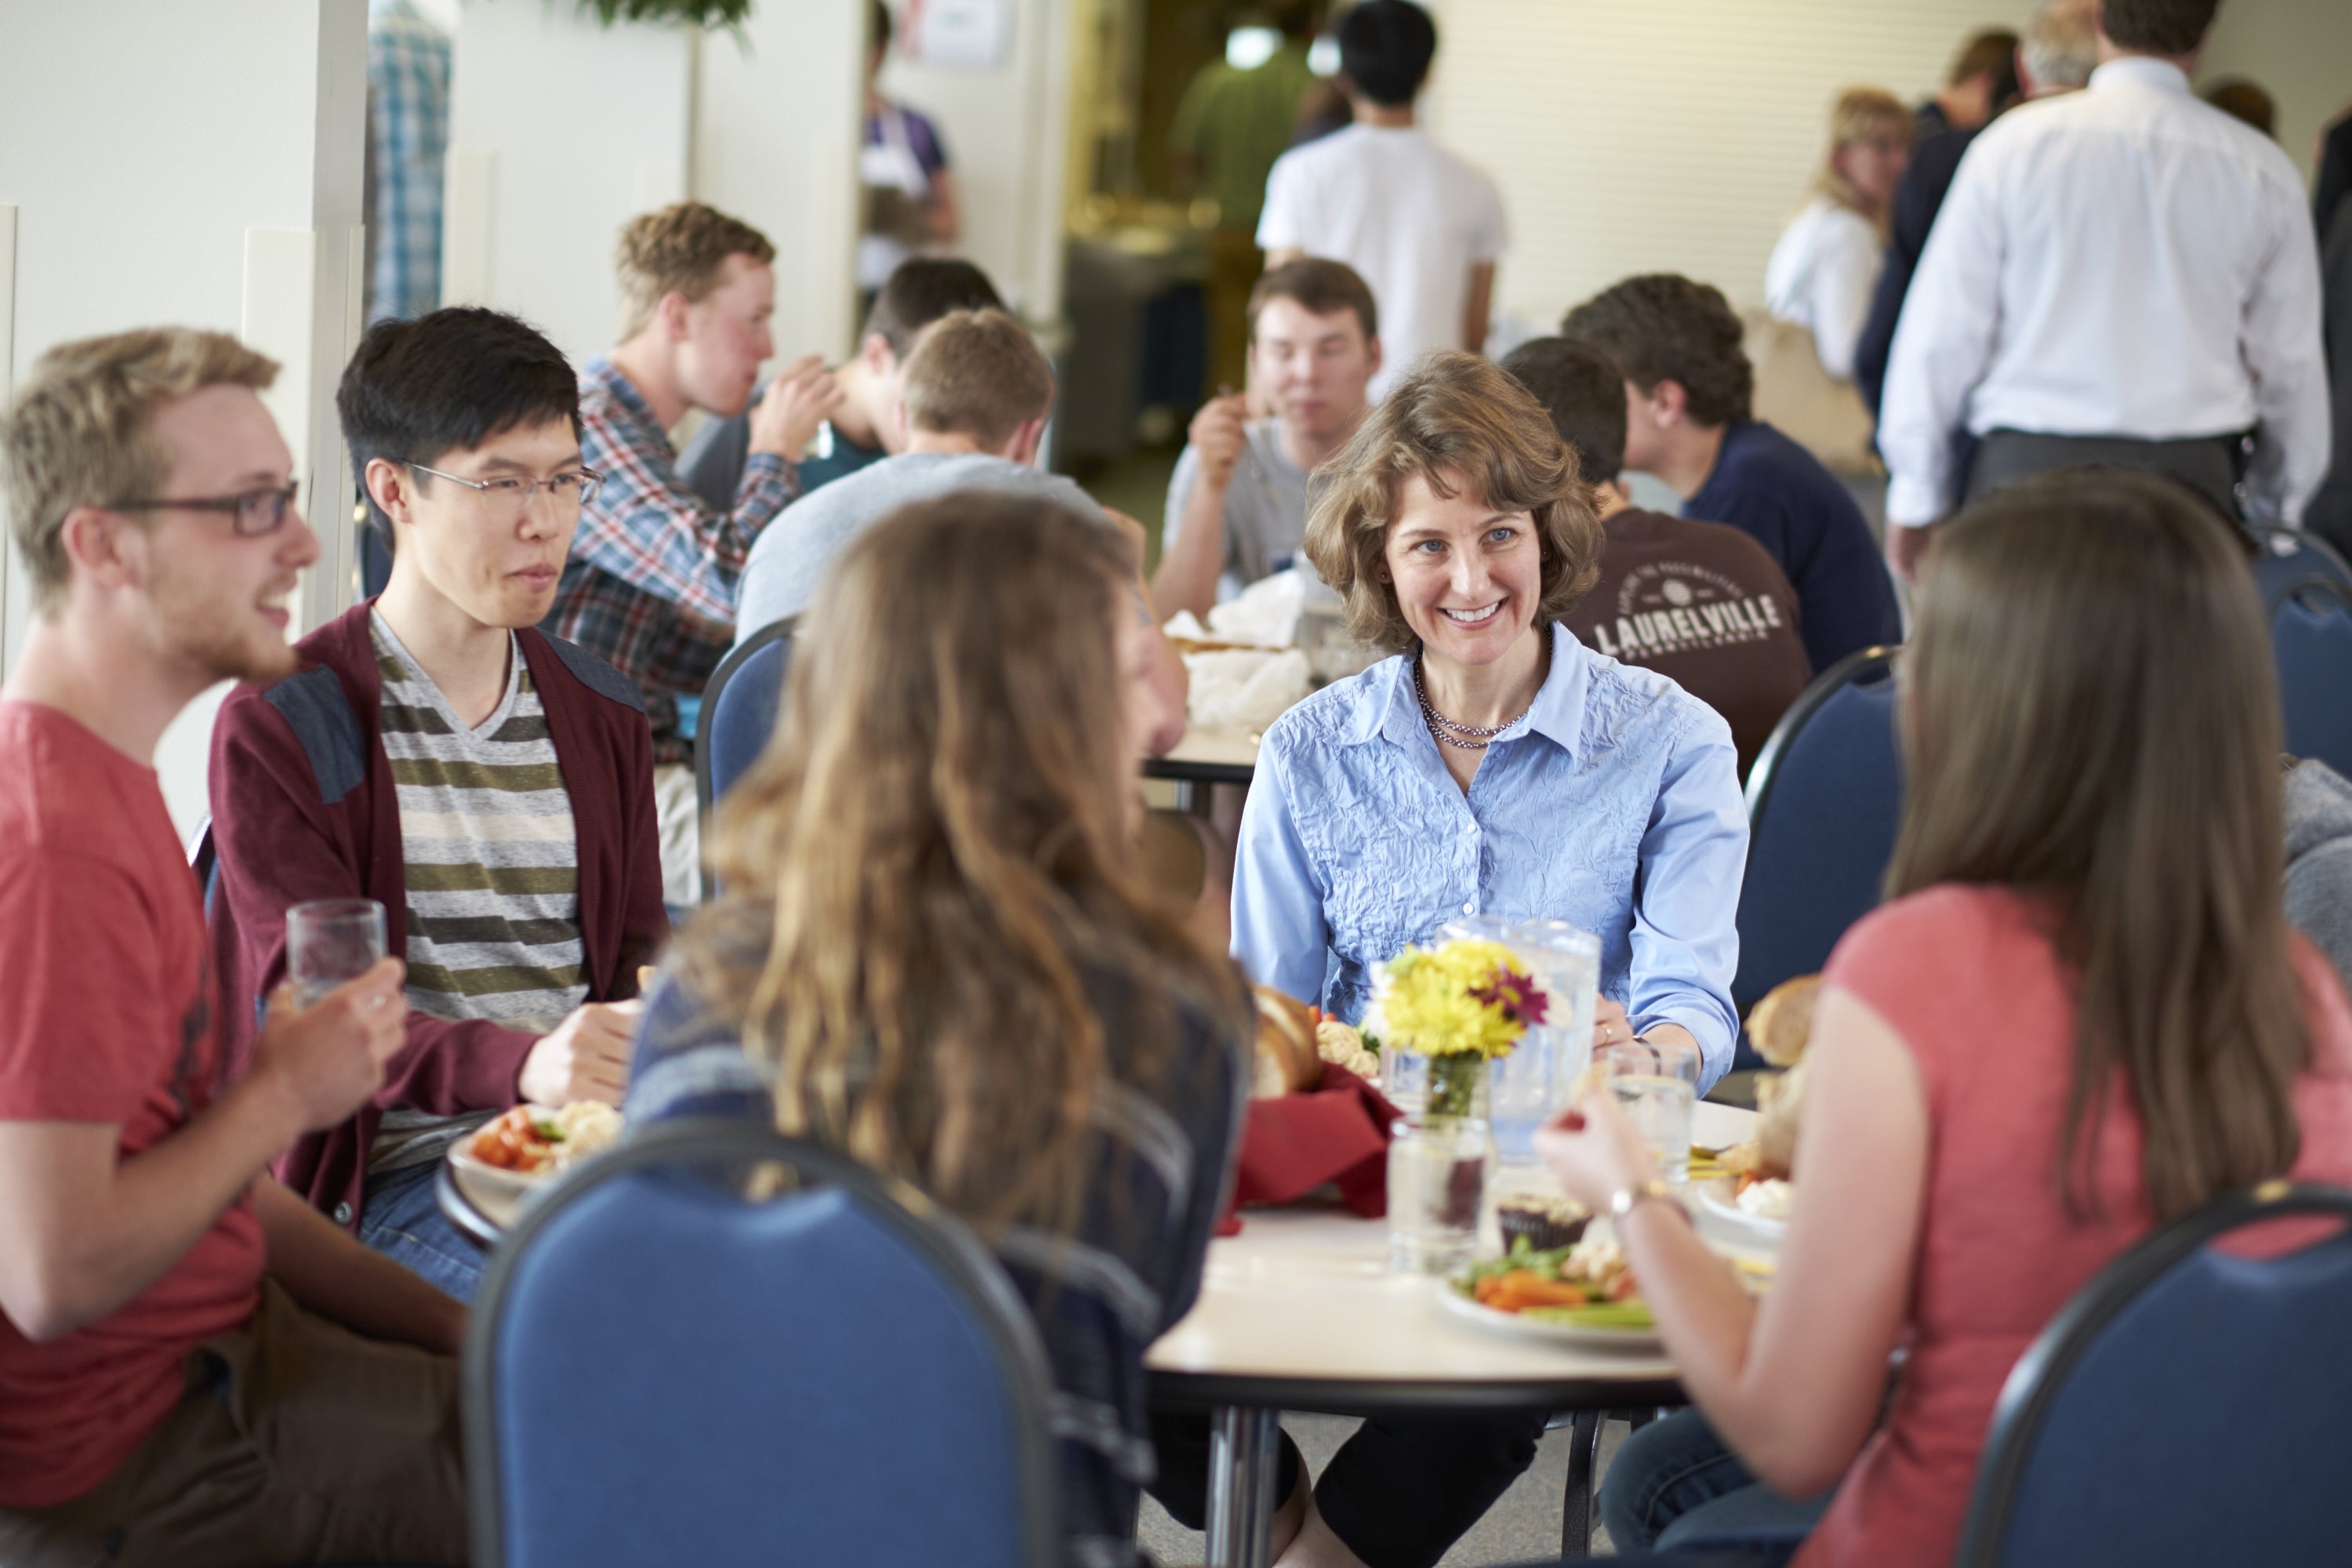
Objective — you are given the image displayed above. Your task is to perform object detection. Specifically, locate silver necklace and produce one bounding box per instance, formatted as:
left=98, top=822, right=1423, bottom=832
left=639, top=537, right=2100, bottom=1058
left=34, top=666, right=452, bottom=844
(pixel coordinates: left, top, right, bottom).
left=1414, top=663, right=1526, bottom=751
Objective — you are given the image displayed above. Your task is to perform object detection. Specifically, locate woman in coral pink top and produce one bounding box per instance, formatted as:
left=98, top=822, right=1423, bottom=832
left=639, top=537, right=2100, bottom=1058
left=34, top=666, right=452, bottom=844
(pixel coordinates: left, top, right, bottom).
left=1535, top=470, right=2352, bottom=1567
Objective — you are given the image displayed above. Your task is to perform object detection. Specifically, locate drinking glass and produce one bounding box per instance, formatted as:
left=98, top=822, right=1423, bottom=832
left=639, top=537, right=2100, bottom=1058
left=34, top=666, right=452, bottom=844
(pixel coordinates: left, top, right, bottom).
left=286, top=898, right=387, bottom=1007
left=1386, top=1113, right=1491, bottom=1275
left=1439, top=916, right=1550, bottom=1160
left=1599, top=1036, right=1701, bottom=1188
left=1514, top=920, right=1602, bottom=1123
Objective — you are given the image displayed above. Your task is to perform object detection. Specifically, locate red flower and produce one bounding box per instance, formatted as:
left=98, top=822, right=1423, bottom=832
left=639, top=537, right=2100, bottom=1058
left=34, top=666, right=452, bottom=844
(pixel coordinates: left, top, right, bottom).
left=1469, top=964, right=1550, bottom=1029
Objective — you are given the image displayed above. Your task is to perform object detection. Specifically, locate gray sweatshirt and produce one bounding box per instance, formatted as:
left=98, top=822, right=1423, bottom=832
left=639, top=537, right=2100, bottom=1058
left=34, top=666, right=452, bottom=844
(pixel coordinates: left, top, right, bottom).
left=2285, top=757, right=2352, bottom=995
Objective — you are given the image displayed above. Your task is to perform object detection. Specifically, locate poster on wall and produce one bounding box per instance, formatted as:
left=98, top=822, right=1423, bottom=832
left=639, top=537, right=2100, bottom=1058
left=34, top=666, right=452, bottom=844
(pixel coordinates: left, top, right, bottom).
left=899, top=0, right=1012, bottom=71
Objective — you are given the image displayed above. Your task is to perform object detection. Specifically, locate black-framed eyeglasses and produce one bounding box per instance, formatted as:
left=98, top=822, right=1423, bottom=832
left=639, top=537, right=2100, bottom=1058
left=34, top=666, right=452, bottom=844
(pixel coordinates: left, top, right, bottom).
left=109, top=482, right=302, bottom=537
left=408, top=462, right=603, bottom=510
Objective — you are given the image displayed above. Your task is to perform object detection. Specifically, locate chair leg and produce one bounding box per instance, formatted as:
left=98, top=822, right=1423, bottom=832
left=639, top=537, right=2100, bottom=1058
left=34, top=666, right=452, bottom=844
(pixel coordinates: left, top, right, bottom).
left=1559, top=1407, right=1608, bottom=1559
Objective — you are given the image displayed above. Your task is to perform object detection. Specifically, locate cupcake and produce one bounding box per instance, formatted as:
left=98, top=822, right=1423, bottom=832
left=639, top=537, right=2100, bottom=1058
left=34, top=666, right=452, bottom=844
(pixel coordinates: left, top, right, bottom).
left=1497, top=1195, right=1591, bottom=1254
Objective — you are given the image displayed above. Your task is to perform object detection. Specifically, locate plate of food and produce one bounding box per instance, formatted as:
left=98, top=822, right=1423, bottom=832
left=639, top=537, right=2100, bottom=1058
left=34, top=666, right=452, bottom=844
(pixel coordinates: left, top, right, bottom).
left=445, top=1102, right=625, bottom=1229
left=1441, top=1234, right=1662, bottom=1349
left=1697, top=974, right=1817, bottom=1247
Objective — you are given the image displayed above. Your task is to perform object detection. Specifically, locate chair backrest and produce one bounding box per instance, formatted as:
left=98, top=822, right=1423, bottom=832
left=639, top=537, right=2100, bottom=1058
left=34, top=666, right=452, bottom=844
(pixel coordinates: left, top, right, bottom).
left=1955, top=1181, right=2352, bottom=1568
left=2269, top=575, right=2352, bottom=778
left=467, top=1120, right=1059, bottom=1568
left=1733, top=646, right=1903, bottom=1016
left=2248, top=523, right=2352, bottom=604
left=693, top=617, right=797, bottom=900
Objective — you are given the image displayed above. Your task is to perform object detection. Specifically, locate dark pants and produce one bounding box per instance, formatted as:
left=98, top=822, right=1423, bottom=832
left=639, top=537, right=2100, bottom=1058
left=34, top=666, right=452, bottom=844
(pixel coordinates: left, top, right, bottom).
left=1599, top=1409, right=1824, bottom=1560
left=1966, top=428, right=2246, bottom=520
left=1150, top=1408, right=1549, bottom=1568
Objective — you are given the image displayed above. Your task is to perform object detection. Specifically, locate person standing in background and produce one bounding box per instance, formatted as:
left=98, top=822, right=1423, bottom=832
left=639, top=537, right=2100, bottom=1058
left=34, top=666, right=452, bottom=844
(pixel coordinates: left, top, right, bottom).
left=1878, top=0, right=2328, bottom=583
left=858, top=0, right=961, bottom=308
left=1914, top=26, right=2020, bottom=141
left=1764, top=89, right=1915, bottom=383
left=363, top=0, right=451, bottom=326
left=1171, top=5, right=1319, bottom=394
left=1257, top=0, right=1506, bottom=398
left=1853, top=0, right=2097, bottom=419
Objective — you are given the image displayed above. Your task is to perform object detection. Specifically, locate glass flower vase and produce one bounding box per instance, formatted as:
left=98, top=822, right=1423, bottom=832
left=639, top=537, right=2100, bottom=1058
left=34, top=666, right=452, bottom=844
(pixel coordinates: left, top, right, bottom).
left=1425, top=1051, right=1491, bottom=1121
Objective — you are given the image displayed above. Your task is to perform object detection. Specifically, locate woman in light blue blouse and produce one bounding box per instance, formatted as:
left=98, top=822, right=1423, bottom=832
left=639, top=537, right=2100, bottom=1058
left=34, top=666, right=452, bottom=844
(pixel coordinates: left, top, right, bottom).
left=1234, top=350, right=1748, bottom=1092
left=1175, top=351, right=1750, bottom=1568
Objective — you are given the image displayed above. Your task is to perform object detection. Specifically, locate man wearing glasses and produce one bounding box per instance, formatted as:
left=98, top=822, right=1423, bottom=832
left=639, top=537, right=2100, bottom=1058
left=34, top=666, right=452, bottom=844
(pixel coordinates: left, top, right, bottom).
left=0, top=328, right=467, bottom=1563
left=206, top=307, right=667, bottom=1305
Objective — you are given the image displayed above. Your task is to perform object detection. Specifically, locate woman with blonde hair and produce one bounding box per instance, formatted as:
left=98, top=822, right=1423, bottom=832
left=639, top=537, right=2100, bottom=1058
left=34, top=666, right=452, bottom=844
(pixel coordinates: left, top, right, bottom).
left=1765, top=88, right=1915, bottom=381
left=626, top=492, right=1250, bottom=1568
left=1544, top=470, right=2352, bottom=1566
left=1183, top=351, right=1744, bottom=1568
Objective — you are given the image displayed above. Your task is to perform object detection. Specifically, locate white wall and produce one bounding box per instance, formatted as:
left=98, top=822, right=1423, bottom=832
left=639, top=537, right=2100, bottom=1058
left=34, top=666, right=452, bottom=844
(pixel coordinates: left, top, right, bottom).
left=0, top=0, right=368, bottom=837
left=881, top=0, right=1078, bottom=327
left=1424, top=0, right=2035, bottom=334
left=2201, top=0, right=2352, bottom=185
left=442, top=0, right=696, bottom=368
left=696, top=5, right=869, bottom=365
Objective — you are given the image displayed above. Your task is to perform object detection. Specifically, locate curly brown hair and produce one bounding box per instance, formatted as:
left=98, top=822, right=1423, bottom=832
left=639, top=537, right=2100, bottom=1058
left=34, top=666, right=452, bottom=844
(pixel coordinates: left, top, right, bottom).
left=613, top=201, right=777, bottom=340
left=1303, top=350, right=1602, bottom=655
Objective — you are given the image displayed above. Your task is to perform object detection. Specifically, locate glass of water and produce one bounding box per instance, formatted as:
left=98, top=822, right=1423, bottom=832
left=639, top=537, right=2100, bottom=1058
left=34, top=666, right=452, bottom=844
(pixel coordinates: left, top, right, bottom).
left=1599, top=1036, right=1701, bottom=1188
left=1386, top=1113, right=1492, bottom=1275
left=1513, top=920, right=1602, bottom=1127
left=285, top=898, right=387, bottom=1007
left=1440, top=916, right=1551, bottom=1160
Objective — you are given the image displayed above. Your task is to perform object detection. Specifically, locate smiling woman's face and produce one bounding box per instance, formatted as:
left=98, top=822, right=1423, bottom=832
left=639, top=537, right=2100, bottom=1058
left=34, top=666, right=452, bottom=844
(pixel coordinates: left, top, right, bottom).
left=1382, top=467, right=1543, bottom=671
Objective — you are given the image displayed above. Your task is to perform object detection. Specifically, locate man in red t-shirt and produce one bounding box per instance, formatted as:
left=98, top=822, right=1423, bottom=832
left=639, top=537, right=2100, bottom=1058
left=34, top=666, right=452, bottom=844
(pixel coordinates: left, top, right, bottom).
left=1503, top=336, right=1815, bottom=778
left=0, top=329, right=469, bottom=1566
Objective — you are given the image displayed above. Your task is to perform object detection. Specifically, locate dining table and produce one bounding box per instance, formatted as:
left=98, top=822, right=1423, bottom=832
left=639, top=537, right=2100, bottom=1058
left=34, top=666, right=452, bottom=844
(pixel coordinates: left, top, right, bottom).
left=439, top=1100, right=1764, bottom=1568
left=1146, top=1098, right=1762, bottom=1568
left=1145, top=725, right=1261, bottom=809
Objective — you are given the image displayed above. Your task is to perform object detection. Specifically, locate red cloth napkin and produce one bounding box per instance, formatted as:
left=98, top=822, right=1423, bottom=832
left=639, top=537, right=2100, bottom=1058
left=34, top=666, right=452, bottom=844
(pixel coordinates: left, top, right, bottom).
left=1218, top=1062, right=1401, bottom=1234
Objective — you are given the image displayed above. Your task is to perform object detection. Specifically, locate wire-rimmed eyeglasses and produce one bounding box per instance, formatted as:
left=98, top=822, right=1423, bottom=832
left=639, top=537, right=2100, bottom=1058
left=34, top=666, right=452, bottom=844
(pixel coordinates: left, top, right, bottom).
left=408, top=462, right=603, bottom=510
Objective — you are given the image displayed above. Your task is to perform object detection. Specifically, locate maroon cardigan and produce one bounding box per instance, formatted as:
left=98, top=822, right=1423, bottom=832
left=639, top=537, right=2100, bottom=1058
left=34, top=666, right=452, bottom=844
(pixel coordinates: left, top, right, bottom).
left=208, top=602, right=669, bottom=1229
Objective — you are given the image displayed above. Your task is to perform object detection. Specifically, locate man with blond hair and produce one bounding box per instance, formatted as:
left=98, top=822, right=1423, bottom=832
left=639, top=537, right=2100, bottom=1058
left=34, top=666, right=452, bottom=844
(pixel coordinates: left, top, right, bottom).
left=735, top=306, right=1099, bottom=635
left=0, top=328, right=466, bottom=1564
left=547, top=200, right=842, bottom=905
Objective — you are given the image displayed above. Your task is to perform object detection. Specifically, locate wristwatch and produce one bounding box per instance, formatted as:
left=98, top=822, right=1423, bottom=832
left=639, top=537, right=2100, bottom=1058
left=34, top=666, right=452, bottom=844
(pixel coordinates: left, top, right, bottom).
left=1609, top=1178, right=1686, bottom=1224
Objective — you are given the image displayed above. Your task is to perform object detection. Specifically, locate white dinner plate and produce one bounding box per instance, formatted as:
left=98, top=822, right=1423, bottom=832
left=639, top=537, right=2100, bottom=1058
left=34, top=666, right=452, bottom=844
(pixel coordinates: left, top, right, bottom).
left=1435, top=1277, right=1664, bottom=1351
left=1693, top=1178, right=1789, bottom=1249
left=446, top=1141, right=546, bottom=1232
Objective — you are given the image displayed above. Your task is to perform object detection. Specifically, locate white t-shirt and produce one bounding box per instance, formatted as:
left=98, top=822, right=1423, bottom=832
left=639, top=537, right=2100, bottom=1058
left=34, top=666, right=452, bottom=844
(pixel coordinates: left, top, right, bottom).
left=1257, top=125, right=1508, bottom=400
left=1763, top=195, right=1882, bottom=383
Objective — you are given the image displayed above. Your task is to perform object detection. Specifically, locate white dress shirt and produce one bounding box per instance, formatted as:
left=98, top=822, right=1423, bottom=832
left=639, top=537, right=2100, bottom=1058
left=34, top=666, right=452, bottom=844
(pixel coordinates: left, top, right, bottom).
left=1880, top=58, right=2328, bottom=527
left=1257, top=125, right=1508, bottom=400
left=1766, top=195, right=1883, bottom=381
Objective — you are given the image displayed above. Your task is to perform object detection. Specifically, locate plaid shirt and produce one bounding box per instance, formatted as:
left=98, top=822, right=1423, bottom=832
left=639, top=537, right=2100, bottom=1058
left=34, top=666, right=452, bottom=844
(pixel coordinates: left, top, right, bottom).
left=365, top=0, right=451, bottom=324
left=548, top=358, right=798, bottom=765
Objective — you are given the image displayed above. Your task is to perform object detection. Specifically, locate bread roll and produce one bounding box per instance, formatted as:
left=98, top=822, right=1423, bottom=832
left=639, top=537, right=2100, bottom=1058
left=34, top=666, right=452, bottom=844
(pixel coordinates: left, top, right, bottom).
left=1250, top=985, right=1326, bottom=1098
left=1745, top=974, right=1820, bottom=1068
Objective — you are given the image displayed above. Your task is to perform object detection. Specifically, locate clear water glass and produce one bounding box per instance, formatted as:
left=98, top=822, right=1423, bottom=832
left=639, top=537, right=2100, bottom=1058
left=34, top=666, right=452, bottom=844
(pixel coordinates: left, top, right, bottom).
left=1600, top=1039, right=1700, bottom=1187
left=1514, top=920, right=1602, bottom=1123
left=285, top=898, right=387, bottom=1007
left=1386, top=1113, right=1491, bottom=1275
left=1438, top=916, right=1549, bottom=1160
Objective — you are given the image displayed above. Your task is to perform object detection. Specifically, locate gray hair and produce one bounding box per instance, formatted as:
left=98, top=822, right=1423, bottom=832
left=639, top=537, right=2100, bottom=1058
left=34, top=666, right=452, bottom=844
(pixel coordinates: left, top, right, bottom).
left=2022, top=0, right=2100, bottom=93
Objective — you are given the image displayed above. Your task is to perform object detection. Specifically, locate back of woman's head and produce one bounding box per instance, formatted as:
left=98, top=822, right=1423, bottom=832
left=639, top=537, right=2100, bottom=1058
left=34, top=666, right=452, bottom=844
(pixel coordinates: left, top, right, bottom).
left=697, top=492, right=1236, bottom=1229
left=1889, top=470, right=2308, bottom=1219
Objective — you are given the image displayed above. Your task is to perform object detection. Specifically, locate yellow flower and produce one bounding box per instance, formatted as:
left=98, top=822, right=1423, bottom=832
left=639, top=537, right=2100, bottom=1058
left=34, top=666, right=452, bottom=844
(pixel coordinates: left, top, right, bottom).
left=1379, top=938, right=1538, bottom=1060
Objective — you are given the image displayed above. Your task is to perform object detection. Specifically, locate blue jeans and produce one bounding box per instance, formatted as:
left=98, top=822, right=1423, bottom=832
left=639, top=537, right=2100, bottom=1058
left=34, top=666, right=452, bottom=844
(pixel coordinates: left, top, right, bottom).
left=357, top=1159, right=488, bottom=1303
left=1601, top=1410, right=1826, bottom=1562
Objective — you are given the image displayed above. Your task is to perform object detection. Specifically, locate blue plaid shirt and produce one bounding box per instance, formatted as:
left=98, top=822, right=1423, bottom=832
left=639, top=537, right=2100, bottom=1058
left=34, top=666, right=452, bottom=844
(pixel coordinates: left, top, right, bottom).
left=365, top=0, right=450, bottom=324
left=548, top=359, right=798, bottom=764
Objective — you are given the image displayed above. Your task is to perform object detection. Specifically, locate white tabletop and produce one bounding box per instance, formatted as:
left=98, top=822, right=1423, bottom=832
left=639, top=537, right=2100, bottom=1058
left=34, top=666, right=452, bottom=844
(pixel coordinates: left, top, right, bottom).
left=1145, top=1102, right=1757, bottom=1405
left=1160, top=727, right=1263, bottom=769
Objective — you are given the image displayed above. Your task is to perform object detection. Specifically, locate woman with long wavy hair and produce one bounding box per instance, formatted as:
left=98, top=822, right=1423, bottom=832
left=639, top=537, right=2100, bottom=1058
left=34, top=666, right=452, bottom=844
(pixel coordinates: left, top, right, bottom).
left=626, top=492, right=1250, bottom=1568
left=1539, top=471, right=2352, bottom=1566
